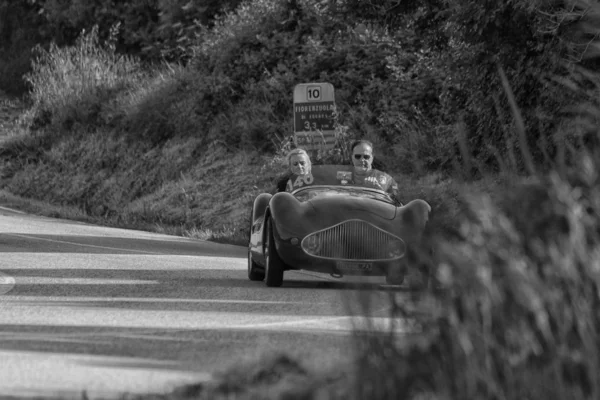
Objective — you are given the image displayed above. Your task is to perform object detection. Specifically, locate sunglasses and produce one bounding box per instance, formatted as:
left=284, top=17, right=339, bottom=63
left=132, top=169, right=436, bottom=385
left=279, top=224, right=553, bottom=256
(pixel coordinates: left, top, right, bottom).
left=353, top=154, right=372, bottom=160
left=292, top=161, right=307, bottom=166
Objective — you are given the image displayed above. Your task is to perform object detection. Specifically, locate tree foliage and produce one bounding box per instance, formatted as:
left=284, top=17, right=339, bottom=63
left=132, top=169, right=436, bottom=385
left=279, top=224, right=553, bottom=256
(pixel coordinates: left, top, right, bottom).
left=2, top=0, right=598, bottom=172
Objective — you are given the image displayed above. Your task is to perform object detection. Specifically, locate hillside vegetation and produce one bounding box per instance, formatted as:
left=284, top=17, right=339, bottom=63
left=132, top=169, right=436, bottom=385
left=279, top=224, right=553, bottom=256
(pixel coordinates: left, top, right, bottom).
left=1, top=0, right=600, bottom=399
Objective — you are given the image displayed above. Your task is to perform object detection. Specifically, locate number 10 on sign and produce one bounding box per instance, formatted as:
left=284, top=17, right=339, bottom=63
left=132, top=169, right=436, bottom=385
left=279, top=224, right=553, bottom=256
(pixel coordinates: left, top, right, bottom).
left=306, top=86, right=321, bottom=101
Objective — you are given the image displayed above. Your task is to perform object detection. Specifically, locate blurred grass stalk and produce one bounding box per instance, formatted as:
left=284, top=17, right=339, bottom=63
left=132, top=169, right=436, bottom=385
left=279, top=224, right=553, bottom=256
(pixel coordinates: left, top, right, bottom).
left=347, top=1, right=600, bottom=399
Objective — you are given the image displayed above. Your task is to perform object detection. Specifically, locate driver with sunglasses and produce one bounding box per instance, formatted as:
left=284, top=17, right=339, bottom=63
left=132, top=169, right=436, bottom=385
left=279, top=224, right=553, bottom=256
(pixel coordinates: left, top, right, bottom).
left=351, top=140, right=400, bottom=204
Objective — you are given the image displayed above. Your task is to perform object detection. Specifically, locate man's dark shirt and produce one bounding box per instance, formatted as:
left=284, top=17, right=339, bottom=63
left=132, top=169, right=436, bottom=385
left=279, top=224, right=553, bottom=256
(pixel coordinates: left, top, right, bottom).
left=352, top=168, right=400, bottom=202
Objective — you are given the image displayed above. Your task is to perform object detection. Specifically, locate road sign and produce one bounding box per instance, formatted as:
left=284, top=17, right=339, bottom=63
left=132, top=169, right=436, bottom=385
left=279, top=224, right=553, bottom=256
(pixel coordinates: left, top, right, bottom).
left=293, top=83, right=336, bottom=151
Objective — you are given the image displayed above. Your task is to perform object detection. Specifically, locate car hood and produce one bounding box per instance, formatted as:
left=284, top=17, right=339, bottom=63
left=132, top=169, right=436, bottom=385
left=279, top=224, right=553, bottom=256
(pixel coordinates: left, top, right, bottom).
left=307, top=194, right=396, bottom=221
left=269, top=192, right=430, bottom=243
left=269, top=192, right=397, bottom=240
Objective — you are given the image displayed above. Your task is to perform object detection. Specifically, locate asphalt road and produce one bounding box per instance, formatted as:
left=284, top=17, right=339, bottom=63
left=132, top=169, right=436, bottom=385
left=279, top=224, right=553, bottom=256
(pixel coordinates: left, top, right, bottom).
left=0, top=206, right=413, bottom=399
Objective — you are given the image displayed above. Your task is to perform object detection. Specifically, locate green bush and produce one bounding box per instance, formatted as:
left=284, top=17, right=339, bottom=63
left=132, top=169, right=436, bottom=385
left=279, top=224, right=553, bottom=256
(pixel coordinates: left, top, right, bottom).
left=24, top=24, right=144, bottom=131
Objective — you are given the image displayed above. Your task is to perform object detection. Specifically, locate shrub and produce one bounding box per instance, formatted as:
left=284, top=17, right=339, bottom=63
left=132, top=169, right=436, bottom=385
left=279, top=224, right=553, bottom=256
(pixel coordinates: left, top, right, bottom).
left=24, top=24, right=143, bottom=131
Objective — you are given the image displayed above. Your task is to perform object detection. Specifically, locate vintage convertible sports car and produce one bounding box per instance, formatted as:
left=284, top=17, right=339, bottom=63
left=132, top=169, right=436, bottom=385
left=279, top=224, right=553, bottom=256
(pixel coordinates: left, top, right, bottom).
left=248, top=164, right=431, bottom=287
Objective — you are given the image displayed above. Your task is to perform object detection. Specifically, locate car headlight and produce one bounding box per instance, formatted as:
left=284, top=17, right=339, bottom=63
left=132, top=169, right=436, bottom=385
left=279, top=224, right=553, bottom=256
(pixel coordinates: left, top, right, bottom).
left=302, top=234, right=321, bottom=255
left=387, top=242, right=405, bottom=259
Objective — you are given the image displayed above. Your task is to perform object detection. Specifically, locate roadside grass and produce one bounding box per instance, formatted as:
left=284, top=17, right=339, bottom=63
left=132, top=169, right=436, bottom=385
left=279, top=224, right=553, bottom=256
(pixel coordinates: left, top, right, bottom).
left=0, top=190, right=91, bottom=221
left=346, top=167, right=600, bottom=400
left=0, top=144, right=284, bottom=246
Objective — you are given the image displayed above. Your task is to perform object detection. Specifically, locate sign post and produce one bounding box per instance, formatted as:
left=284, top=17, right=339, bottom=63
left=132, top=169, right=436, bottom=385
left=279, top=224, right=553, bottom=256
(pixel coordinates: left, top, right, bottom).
left=293, top=83, right=336, bottom=152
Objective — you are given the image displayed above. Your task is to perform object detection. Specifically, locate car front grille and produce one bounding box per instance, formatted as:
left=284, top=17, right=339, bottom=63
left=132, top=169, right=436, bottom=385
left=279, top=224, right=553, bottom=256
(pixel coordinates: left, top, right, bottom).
left=301, top=219, right=405, bottom=261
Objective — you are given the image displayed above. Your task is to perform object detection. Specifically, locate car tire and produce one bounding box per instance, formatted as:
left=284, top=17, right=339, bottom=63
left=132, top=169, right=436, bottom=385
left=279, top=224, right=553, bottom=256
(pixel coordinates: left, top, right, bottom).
left=264, top=218, right=284, bottom=287
left=385, top=270, right=405, bottom=285
left=248, top=248, right=265, bottom=281
left=410, top=265, right=431, bottom=290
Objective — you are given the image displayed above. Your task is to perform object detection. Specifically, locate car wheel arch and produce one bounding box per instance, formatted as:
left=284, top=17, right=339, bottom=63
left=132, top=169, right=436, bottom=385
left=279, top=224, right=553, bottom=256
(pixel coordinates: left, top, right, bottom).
left=262, top=208, right=273, bottom=253
left=252, top=193, right=272, bottom=223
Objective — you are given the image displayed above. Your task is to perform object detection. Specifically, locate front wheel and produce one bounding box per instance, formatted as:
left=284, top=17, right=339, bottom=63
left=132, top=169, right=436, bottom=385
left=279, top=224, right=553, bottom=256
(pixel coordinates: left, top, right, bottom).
left=408, top=264, right=431, bottom=290
left=248, top=248, right=265, bottom=281
left=408, top=244, right=436, bottom=290
left=264, top=218, right=284, bottom=287
left=385, top=269, right=405, bottom=285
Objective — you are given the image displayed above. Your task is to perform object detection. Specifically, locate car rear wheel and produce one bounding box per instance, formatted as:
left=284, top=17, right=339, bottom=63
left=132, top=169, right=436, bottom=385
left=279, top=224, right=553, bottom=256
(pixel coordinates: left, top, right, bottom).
left=248, top=248, right=265, bottom=281
left=264, top=218, right=284, bottom=287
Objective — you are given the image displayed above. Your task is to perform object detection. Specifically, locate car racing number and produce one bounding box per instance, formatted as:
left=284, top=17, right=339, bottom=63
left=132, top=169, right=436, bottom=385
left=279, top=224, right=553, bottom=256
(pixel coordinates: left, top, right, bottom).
left=286, top=174, right=314, bottom=192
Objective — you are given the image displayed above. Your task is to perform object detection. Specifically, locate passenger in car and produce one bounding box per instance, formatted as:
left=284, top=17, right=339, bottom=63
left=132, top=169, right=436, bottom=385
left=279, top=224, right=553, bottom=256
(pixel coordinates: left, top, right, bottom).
left=350, top=139, right=401, bottom=204
left=272, top=149, right=313, bottom=193
left=284, top=148, right=313, bottom=192
left=288, top=148, right=312, bottom=176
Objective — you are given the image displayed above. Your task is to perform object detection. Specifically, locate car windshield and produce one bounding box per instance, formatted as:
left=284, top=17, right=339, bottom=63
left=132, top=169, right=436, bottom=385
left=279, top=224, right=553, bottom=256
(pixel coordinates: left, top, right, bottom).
left=292, top=185, right=394, bottom=204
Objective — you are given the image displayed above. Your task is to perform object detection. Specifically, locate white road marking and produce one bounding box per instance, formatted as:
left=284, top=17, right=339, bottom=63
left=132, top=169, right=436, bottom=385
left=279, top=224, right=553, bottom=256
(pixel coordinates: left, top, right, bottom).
left=0, top=253, right=245, bottom=270
left=6, top=233, right=164, bottom=254
left=0, top=271, right=15, bottom=295
left=0, top=213, right=204, bottom=241
left=0, top=205, right=25, bottom=214
left=0, top=331, right=216, bottom=344
left=229, top=314, right=415, bottom=332
left=0, top=302, right=415, bottom=334
left=2, top=295, right=324, bottom=305
left=13, top=277, right=159, bottom=285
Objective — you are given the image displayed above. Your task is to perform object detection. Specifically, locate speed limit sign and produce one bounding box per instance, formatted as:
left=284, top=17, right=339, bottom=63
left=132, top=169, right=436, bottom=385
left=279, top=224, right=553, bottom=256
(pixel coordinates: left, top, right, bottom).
left=293, top=83, right=336, bottom=150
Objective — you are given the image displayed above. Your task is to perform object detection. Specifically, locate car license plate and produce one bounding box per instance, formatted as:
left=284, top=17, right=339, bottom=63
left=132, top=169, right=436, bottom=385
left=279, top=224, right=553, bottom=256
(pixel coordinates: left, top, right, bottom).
left=336, top=262, right=372, bottom=272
